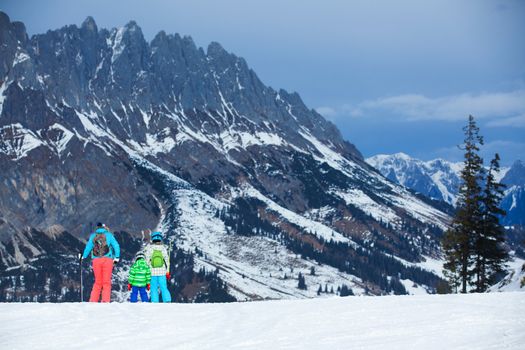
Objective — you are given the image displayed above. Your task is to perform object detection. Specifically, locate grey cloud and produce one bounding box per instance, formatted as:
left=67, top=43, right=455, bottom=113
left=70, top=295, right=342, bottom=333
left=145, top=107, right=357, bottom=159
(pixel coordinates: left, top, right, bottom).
left=346, top=90, right=525, bottom=124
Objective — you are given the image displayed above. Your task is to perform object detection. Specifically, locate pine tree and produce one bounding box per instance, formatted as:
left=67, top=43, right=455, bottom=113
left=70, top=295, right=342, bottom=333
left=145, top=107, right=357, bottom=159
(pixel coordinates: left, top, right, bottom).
left=340, top=284, right=353, bottom=297
left=442, top=115, right=485, bottom=293
left=473, top=153, right=508, bottom=291
left=298, top=272, right=307, bottom=290
left=442, top=229, right=462, bottom=293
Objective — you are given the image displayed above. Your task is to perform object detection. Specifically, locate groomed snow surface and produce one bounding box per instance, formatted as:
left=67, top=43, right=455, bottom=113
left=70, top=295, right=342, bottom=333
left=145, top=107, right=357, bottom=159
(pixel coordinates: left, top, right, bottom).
left=1, top=293, right=523, bottom=350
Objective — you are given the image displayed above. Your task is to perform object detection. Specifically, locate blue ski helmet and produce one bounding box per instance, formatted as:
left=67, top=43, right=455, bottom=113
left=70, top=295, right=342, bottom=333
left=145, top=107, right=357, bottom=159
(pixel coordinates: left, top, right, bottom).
left=151, top=231, right=163, bottom=241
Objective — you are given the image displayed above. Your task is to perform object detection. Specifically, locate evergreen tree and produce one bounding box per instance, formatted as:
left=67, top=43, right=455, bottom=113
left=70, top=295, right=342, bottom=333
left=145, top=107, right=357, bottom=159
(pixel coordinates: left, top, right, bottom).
left=442, top=231, right=461, bottom=293
left=340, top=284, right=353, bottom=297
left=442, top=115, right=485, bottom=293
left=472, top=153, right=508, bottom=292
left=298, top=272, right=307, bottom=290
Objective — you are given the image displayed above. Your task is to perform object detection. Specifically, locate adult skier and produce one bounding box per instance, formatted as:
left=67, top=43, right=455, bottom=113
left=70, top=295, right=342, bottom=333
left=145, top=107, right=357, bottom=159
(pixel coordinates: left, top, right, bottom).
left=144, top=231, right=171, bottom=303
left=81, top=223, right=121, bottom=302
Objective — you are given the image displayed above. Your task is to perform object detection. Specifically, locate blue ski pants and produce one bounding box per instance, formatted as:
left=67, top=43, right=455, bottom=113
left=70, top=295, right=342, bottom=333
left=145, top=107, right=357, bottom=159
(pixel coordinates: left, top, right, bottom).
left=130, top=286, right=149, bottom=303
left=150, top=275, right=171, bottom=303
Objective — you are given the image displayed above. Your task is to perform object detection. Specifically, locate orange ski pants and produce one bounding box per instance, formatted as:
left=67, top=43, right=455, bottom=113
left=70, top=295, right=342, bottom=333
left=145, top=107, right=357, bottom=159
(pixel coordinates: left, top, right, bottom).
left=89, top=257, right=114, bottom=302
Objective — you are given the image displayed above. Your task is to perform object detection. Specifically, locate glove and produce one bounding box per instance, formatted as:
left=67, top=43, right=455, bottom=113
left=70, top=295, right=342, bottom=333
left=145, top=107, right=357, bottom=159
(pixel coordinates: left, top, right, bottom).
left=113, top=258, right=120, bottom=265
left=166, top=272, right=171, bottom=280
left=146, top=284, right=150, bottom=291
left=127, top=283, right=132, bottom=291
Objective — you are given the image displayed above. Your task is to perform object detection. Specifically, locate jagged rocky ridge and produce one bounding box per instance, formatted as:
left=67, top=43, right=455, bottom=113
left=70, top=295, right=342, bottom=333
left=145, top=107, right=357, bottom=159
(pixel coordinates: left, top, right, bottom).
left=367, top=153, right=464, bottom=207
left=0, top=12, right=450, bottom=301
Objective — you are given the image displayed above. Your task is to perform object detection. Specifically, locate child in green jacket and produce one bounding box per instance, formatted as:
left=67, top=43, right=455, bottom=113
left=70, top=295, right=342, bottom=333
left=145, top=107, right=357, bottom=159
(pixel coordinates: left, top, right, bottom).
left=128, top=252, right=151, bottom=302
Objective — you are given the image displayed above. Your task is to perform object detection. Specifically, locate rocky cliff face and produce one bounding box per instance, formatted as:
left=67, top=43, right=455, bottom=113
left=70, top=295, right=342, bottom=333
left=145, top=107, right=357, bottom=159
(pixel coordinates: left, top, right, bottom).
left=0, top=12, right=450, bottom=301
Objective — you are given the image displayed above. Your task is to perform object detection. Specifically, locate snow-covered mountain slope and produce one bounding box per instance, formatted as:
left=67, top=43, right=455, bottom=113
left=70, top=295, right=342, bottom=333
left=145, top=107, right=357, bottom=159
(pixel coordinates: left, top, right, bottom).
left=0, top=12, right=452, bottom=301
left=489, top=257, right=525, bottom=292
left=1, top=293, right=524, bottom=350
left=367, top=153, right=524, bottom=227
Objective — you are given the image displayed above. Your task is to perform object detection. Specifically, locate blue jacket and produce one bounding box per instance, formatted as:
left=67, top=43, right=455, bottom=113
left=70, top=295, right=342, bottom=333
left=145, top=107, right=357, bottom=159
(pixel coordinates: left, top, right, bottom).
left=82, top=228, right=120, bottom=259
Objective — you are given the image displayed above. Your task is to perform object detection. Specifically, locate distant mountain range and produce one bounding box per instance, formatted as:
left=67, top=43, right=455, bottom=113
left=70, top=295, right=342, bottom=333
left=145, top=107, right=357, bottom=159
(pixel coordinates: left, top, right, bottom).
left=0, top=12, right=450, bottom=301
left=367, top=153, right=525, bottom=227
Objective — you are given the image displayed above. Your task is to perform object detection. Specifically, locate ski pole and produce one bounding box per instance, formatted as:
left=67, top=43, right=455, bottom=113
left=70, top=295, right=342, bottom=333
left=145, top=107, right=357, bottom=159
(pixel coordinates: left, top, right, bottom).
left=78, top=253, right=83, bottom=302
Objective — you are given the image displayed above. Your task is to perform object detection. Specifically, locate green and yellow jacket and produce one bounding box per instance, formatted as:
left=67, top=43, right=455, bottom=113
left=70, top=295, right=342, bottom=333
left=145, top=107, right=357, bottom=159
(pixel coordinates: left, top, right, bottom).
left=128, top=258, right=152, bottom=287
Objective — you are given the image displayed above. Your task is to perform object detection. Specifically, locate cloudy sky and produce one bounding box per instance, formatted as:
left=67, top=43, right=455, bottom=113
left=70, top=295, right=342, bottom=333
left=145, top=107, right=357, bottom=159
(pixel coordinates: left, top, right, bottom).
left=3, top=0, right=525, bottom=165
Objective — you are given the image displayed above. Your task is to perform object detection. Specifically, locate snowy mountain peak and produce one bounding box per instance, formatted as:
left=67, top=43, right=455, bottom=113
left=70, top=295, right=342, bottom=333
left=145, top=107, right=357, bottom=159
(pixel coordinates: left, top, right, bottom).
left=368, top=152, right=413, bottom=163
left=368, top=153, right=523, bottom=226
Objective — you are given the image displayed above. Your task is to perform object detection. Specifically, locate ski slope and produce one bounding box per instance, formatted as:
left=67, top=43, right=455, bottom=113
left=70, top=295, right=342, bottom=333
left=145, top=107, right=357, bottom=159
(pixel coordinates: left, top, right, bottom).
left=1, top=293, right=523, bottom=350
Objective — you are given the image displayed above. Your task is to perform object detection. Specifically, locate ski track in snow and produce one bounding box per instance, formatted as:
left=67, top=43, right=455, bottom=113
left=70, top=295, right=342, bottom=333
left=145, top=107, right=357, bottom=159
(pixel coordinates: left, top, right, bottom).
left=1, top=293, right=523, bottom=350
